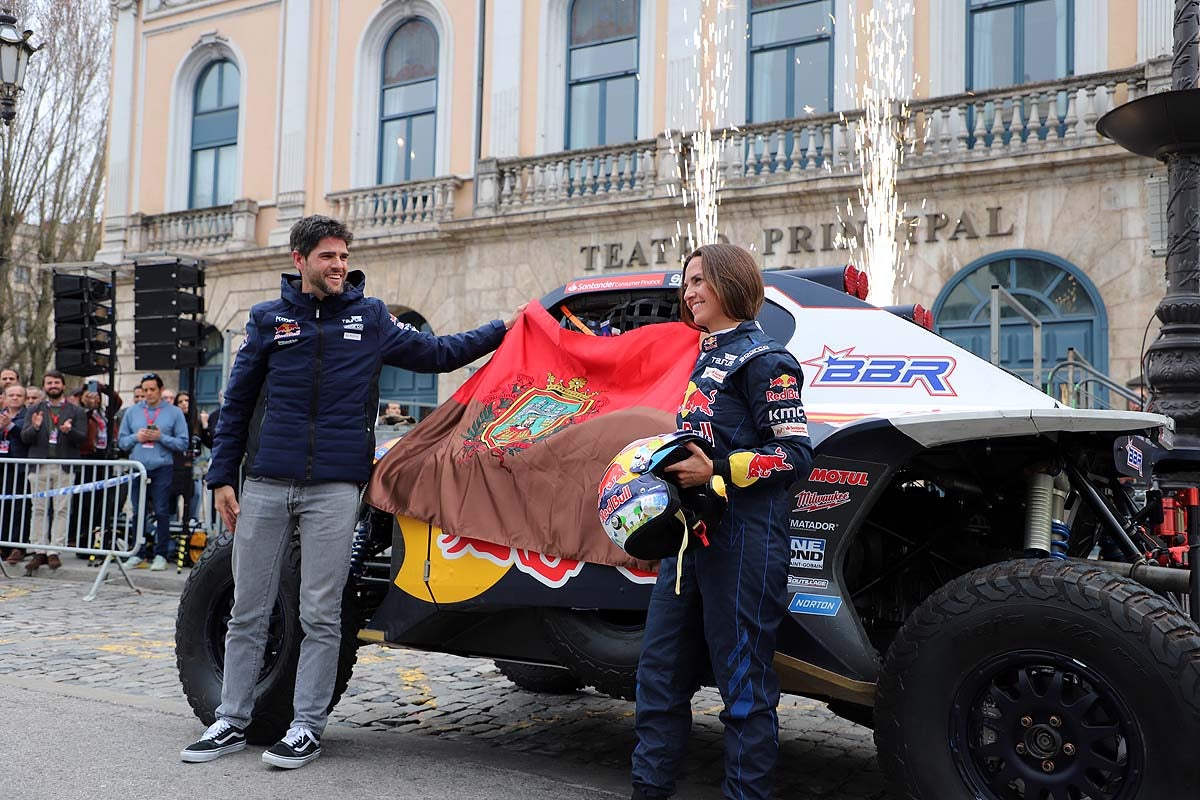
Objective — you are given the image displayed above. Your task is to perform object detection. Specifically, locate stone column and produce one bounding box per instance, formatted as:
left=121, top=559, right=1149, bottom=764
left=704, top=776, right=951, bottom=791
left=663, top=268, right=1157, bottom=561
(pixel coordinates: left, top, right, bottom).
left=269, top=0, right=311, bottom=245
left=475, top=158, right=499, bottom=216
left=97, top=0, right=140, bottom=264
left=1145, top=1, right=1200, bottom=443
left=230, top=199, right=260, bottom=249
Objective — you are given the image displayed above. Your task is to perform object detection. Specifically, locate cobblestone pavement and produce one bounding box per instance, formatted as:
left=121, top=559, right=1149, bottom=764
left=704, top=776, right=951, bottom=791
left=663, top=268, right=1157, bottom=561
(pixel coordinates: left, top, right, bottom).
left=0, top=577, right=886, bottom=799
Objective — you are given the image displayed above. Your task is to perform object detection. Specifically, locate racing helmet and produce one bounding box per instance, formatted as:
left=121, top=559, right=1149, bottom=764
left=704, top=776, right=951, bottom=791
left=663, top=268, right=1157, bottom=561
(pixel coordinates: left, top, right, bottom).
left=597, top=431, right=726, bottom=561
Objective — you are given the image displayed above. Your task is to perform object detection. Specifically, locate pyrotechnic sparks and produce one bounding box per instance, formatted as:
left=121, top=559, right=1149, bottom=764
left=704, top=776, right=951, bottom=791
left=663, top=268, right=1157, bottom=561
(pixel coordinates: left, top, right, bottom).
left=668, top=0, right=733, bottom=252
left=838, top=0, right=916, bottom=306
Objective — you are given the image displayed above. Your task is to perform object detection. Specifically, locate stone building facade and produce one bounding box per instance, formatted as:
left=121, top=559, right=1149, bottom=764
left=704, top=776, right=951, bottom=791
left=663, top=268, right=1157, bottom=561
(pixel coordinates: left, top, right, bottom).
left=99, top=0, right=1180, bottom=410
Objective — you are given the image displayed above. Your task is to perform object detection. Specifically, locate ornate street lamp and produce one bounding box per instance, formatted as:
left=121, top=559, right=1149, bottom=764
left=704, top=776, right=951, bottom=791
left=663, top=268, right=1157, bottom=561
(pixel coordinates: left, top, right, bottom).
left=0, top=8, right=40, bottom=126
left=1098, top=2, right=1200, bottom=445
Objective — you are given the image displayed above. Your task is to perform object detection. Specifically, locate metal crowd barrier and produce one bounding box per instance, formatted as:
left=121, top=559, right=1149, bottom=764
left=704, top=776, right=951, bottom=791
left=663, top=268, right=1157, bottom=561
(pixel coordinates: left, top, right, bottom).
left=0, top=457, right=147, bottom=600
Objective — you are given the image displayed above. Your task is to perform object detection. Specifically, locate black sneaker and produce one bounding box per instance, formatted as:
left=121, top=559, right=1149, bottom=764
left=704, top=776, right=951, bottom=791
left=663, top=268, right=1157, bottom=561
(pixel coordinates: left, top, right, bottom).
left=181, top=720, right=246, bottom=762
left=262, top=726, right=321, bottom=769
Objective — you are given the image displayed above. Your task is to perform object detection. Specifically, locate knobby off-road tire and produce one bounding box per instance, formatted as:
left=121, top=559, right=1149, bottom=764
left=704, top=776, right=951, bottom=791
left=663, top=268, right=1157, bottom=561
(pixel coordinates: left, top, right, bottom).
left=875, top=559, right=1200, bottom=800
left=494, top=660, right=584, bottom=695
left=542, top=609, right=643, bottom=701
left=175, top=532, right=359, bottom=745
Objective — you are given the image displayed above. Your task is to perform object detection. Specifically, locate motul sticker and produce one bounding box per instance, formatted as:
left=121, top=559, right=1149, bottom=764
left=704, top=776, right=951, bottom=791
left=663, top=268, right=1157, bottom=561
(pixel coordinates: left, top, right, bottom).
left=809, top=467, right=869, bottom=485
left=794, top=489, right=851, bottom=513
left=802, top=346, right=957, bottom=396
left=790, top=537, right=825, bottom=569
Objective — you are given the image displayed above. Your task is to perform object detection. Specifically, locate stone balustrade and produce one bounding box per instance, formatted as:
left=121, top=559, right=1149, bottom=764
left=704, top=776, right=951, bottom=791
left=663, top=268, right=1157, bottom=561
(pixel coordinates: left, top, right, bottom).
left=327, top=177, right=463, bottom=235
left=131, top=199, right=258, bottom=254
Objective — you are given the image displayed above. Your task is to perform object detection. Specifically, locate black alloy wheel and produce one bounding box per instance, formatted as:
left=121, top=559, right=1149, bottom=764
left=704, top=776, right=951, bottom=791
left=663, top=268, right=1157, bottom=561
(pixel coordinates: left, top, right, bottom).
left=951, top=652, right=1140, bottom=800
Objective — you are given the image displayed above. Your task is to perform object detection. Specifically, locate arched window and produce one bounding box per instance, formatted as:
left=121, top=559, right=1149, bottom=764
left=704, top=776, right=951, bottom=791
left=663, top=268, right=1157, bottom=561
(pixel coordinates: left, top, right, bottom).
left=968, top=0, right=1072, bottom=91
left=566, top=0, right=638, bottom=149
left=189, top=60, right=240, bottom=209
left=379, top=18, right=439, bottom=184
left=748, top=0, right=833, bottom=123
left=933, top=251, right=1107, bottom=386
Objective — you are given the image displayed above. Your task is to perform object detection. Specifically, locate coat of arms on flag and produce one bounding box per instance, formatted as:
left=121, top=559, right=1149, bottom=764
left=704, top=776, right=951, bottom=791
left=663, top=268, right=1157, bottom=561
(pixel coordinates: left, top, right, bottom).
left=459, top=373, right=603, bottom=462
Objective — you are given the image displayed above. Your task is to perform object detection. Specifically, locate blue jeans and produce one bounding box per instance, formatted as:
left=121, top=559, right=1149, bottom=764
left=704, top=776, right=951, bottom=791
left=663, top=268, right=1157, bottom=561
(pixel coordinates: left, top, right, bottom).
left=216, top=476, right=360, bottom=735
left=131, top=464, right=174, bottom=559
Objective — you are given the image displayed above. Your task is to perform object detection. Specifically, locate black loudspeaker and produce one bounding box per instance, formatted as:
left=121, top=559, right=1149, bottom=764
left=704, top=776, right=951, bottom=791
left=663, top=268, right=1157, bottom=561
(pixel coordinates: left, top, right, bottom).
left=134, top=317, right=202, bottom=343
left=134, top=290, right=203, bottom=317
left=133, top=260, right=204, bottom=290
left=135, top=344, right=204, bottom=369
left=53, top=269, right=114, bottom=377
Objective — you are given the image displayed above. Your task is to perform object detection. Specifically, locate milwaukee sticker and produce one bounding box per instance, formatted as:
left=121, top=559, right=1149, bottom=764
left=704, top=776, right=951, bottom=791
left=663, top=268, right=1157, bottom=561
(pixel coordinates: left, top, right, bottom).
left=808, top=468, right=869, bottom=486
left=794, top=489, right=851, bottom=513
left=802, top=346, right=956, bottom=396
left=790, top=537, right=825, bottom=570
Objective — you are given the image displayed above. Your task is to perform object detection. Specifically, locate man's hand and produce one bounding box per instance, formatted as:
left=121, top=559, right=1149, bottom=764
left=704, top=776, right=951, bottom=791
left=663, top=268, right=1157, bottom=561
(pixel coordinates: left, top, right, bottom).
left=135, top=427, right=161, bottom=443
left=214, top=485, right=240, bottom=533
left=30, top=411, right=42, bottom=430
left=662, top=442, right=714, bottom=488
left=59, top=418, right=73, bottom=433
left=0, top=409, right=10, bottom=429
left=504, top=302, right=530, bottom=331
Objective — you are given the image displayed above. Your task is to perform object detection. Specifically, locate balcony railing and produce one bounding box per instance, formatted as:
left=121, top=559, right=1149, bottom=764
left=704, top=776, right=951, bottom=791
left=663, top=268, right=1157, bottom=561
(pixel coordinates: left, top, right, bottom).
left=132, top=200, right=258, bottom=254
left=327, top=177, right=462, bottom=236
left=481, top=140, right=660, bottom=214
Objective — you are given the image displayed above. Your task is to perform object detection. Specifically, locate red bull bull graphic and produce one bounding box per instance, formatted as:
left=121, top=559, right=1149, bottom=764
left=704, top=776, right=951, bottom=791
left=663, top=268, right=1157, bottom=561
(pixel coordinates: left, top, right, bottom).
left=679, top=383, right=717, bottom=418
left=274, top=322, right=301, bottom=340
left=802, top=345, right=957, bottom=396
left=437, top=534, right=587, bottom=589
left=598, top=461, right=630, bottom=497
left=745, top=447, right=792, bottom=478
left=768, top=374, right=799, bottom=389
left=764, top=373, right=802, bottom=402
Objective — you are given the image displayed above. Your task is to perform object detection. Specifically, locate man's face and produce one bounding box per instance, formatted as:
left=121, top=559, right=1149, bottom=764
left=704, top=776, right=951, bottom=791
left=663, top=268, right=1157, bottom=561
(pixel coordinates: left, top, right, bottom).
left=5, top=385, right=25, bottom=411
left=0, top=369, right=17, bottom=387
left=141, top=381, right=162, bottom=405
left=294, top=237, right=349, bottom=300
left=25, top=388, right=41, bottom=407
left=43, top=375, right=64, bottom=399
left=385, top=402, right=402, bottom=416
left=133, top=387, right=144, bottom=403
left=162, top=389, right=176, bottom=405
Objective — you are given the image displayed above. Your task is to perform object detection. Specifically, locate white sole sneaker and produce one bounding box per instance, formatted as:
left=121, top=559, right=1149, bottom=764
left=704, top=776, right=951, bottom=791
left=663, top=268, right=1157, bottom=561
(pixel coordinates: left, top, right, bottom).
left=180, top=740, right=246, bottom=763
left=261, top=748, right=321, bottom=769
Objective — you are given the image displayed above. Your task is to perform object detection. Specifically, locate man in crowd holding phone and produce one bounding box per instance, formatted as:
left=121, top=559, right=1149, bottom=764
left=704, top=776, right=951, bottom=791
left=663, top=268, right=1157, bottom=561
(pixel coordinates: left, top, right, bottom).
left=117, top=373, right=188, bottom=570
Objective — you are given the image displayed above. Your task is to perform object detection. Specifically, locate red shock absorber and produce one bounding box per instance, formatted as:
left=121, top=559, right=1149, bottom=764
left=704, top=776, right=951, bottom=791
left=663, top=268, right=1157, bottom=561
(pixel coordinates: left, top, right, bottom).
left=1186, top=488, right=1200, bottom=624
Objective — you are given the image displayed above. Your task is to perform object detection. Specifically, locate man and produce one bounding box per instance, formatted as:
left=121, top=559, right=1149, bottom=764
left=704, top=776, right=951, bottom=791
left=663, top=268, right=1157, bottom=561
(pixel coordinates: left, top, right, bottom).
left=117, top=374, right=187, bottom=571
left=376, top=401, right=414, bottom=425
left=161, top=388, right=176, bottom=406
left=73, top=383, right=123, bottom=549
left=20, top=371, right=88, bottom=575
left=181, top=215, right=525, bottom=768
left=0, top=367, right=18, bottom=389
left=23, top=387, right=42, bottom=409
left=1, top=383, right=29, bottom=563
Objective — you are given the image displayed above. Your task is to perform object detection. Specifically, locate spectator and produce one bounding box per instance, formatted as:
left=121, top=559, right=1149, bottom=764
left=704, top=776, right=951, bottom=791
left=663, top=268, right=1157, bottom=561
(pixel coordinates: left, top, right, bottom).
left=73, top=382, right=124, bottom=550
left=117, top=373, right=188, bottom=571
left=1, top=383, right=29, bottom=563
left=0, top=367, right=18, bottom=389
left=20, top=371, right=88, bottom=575
left=161, top=388, right=176, bottom=406
left=24, top=387, right=42, bottom=409
left=170, top=391, right=202, bottom=547
left=376, top=401, right=414, bottom=426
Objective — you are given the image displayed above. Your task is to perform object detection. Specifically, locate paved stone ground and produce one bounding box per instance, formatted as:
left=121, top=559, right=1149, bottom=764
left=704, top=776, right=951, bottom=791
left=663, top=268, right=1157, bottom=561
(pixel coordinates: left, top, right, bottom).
left=0, top=574, right=886, bottom=799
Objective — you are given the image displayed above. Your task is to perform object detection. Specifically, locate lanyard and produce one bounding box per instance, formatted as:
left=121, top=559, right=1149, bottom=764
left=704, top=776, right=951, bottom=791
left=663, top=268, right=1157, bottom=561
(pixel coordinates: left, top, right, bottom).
left=143, top=404, right=162, bottom=427
left=49, top=404, right=61, bottom=427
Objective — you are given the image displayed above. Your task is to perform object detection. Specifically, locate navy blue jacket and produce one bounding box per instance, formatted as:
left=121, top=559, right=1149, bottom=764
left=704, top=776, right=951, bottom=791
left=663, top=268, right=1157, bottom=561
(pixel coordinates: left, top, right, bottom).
left=208, top=271, right=506, bottom=487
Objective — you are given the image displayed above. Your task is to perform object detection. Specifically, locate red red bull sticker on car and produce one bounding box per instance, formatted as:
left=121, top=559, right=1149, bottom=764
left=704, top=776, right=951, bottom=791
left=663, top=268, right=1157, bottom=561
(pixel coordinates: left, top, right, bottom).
left=802, top=346, right=957, bottom=396
left=438, top=534, right=586, bottom=589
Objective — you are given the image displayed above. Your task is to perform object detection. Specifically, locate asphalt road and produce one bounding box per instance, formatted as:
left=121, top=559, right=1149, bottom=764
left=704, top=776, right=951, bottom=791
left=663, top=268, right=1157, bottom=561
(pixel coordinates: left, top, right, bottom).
left=0, top=570, right=885, bottom=800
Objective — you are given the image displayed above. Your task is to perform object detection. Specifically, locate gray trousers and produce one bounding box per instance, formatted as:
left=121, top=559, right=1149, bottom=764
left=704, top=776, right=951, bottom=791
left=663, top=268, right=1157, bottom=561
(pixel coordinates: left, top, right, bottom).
left=216, top=476, right=360, bottom=735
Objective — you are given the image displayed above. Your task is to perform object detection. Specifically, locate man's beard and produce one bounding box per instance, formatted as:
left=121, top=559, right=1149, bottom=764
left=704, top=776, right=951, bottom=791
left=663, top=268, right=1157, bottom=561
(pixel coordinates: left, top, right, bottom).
left=46, top=387, right=62, bottom=399
left=312, top=274, right=345, bottom=296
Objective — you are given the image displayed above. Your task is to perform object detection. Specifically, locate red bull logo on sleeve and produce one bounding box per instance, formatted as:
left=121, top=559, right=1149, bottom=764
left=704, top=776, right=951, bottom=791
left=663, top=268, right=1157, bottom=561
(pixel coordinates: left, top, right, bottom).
left=768, top=374, right=798, bottom=389
left=802, top=346, right=957, bottom=396
left=274, top=322, right=301, bottom=340
left=765, top=373, right=801, bottom=402
left=679, top=383, right=717, bottom=418
left=745, top=446, right=792, bottom=478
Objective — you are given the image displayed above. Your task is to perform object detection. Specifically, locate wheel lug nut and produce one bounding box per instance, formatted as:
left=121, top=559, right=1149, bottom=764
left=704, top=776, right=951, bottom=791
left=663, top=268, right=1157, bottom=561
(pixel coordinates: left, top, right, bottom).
left=1015, top=743, right=1027, bottom=754
left=1063, top=743, right=1075, bottom=756
left=1042, top=760, right=1055, bottom=773
left=1021, top=716, right=1033, bottom=728
left=1049, top=716, right=1062, bottom=728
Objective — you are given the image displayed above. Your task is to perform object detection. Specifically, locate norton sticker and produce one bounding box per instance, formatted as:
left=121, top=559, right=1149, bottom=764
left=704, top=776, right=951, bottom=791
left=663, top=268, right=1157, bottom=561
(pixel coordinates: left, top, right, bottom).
left=788, top=593, right=842, bottom=616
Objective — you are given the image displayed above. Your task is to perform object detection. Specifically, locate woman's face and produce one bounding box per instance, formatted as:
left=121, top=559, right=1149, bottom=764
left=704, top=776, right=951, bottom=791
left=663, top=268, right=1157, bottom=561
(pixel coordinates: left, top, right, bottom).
left=683, top=256, right=736, bottom=331
left=177, top=394, right=190, bottom=413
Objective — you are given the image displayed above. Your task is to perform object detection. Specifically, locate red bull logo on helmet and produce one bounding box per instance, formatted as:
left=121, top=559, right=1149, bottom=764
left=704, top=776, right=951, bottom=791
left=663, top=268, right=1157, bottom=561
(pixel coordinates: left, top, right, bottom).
left=679, top=383, right=717, bottom=418
left=598, top=461, right=630, bottom=498
left=745, top=447, right=792, bottom=478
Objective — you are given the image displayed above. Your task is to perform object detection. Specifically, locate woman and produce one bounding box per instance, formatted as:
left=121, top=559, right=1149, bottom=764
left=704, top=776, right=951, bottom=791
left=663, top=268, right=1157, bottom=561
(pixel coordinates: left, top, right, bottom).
left=170, top=392, right=201, bottom=553
left=630, top=244, right=813, bottom=800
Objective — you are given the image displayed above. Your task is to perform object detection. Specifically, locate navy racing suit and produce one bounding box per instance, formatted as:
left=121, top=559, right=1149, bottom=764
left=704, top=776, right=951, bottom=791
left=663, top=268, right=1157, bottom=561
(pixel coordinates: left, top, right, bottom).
left=632, top=320, right=813, bottom=800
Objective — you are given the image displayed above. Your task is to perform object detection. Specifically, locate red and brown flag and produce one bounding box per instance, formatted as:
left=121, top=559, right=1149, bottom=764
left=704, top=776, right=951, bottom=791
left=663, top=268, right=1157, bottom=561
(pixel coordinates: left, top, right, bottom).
left=365, top=304, right=698, bottom=567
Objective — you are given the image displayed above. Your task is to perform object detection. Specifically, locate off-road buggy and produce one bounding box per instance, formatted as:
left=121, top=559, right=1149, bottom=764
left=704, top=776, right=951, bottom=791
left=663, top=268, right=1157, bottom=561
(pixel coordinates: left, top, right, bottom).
left=176, top=267, right=1200, bottom=799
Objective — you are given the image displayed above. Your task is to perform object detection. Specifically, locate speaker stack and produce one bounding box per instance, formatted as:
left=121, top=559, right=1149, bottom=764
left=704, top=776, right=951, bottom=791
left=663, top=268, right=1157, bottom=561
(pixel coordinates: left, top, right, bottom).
left=133, top=257, right=206, bottom=370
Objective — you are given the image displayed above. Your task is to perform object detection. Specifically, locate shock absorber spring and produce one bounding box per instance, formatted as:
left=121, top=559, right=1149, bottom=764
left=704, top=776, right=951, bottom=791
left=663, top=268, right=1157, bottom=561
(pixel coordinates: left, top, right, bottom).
left=1049, top=521, right=1071, bottom=560
left=1024, top=472, right=1055, bottom=556
left=348, top=515, right=372, bottom=578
